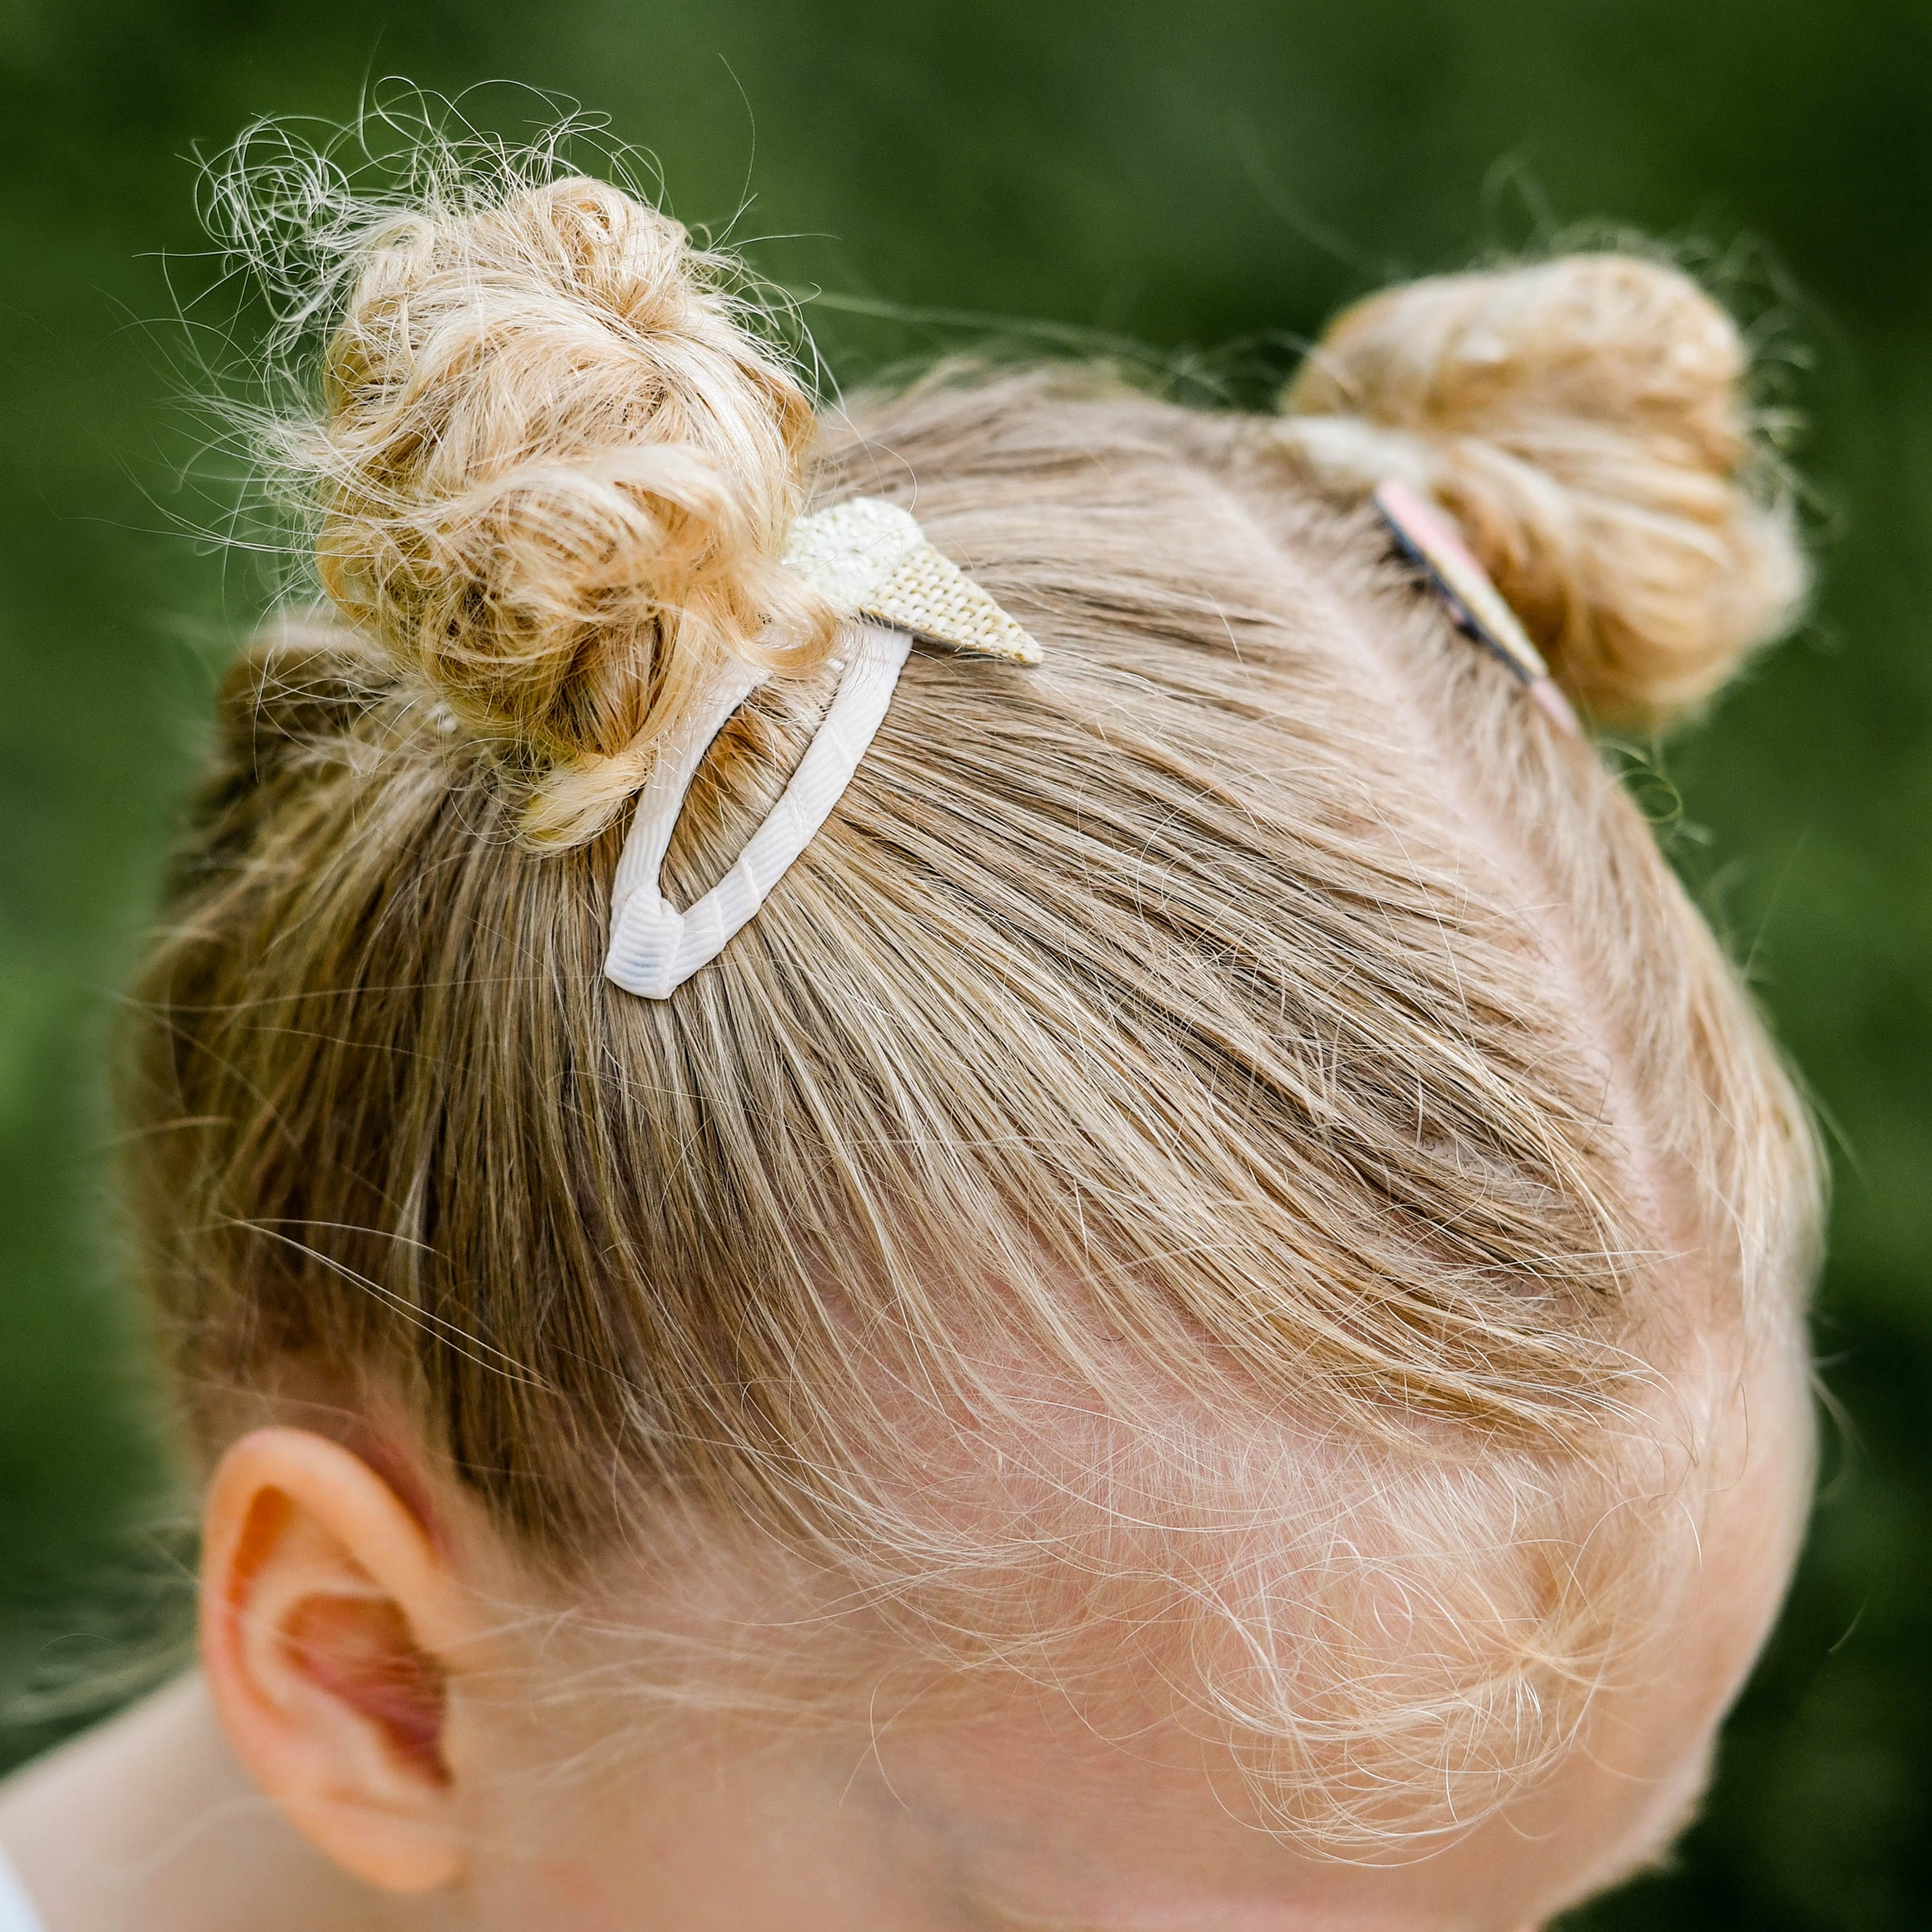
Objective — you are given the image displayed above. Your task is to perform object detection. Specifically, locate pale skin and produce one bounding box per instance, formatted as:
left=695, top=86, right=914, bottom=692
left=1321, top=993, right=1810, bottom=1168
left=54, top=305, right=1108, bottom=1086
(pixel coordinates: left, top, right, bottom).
left=0, top=1324, right=1811, bottom=1932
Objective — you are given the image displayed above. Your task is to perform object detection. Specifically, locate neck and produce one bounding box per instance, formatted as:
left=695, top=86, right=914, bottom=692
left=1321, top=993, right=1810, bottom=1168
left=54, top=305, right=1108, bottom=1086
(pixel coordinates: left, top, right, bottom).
left=0, top=1674, right=436, bottom=1932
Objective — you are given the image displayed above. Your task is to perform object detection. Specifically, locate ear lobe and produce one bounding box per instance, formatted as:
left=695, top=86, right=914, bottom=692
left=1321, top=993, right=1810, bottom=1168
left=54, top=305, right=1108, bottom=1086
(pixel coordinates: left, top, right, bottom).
left=200, top=1427, right=473, bottom=1894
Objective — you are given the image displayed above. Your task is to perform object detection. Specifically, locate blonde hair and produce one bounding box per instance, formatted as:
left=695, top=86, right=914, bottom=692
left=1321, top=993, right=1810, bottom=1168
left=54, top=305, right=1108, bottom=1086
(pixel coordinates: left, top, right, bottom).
left=130, top=135, right=1820, bottom=1849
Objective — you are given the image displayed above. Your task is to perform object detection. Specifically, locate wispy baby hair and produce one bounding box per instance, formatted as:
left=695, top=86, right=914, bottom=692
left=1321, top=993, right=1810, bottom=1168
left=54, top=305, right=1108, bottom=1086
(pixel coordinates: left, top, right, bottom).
left=132, top=111, right=1821, bottom=1851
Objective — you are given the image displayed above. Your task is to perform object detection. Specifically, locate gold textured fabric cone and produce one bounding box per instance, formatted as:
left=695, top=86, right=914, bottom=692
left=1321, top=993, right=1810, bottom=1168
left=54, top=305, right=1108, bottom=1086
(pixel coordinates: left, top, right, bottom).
left=782, top=497, right=1043, bottom=665
left=862, top=541, right=1042, bottom=665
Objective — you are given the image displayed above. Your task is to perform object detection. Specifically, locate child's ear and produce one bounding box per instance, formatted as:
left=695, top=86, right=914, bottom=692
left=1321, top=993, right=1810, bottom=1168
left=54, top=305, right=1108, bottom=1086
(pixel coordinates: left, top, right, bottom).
left=199, top=1426, right=478, bottom=1894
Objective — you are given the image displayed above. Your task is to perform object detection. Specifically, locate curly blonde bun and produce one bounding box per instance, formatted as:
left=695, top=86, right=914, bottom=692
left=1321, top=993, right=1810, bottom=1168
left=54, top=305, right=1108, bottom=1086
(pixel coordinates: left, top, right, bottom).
left=312, top=175, right=836, bottom=843
left=1277, top=254, right=1806, bottom=725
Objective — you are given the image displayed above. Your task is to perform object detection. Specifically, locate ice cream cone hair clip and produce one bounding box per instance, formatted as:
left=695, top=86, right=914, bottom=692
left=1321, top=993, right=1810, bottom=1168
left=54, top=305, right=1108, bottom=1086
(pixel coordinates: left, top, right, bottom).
left=781, top=497, right=1042, bottom=666
left=604, top=498, right=1042, bottom=999
left=1373, top=478, right=1580, bottom=736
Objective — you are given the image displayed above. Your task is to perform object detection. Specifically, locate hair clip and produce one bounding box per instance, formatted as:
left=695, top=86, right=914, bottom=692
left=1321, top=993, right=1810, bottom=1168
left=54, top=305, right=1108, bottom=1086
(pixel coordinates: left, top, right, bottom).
left=603, top=497, right=1042, bottom=999
left=781, top=497, right=1042, bottom=666
left=1373, top=478, right=1579, bottom=736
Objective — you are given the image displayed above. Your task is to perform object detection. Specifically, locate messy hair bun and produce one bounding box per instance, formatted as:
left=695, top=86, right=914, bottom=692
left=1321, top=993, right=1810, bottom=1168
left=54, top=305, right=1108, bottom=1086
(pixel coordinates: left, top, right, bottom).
left=303, top=172, right=836, bottom=843
left=1276, top=254, right=1806, bottom=725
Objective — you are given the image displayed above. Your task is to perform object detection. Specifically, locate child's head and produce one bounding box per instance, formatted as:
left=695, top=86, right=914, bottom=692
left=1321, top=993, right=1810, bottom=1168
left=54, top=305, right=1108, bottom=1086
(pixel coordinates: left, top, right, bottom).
left=132, top=151, right=1820, bottom=1927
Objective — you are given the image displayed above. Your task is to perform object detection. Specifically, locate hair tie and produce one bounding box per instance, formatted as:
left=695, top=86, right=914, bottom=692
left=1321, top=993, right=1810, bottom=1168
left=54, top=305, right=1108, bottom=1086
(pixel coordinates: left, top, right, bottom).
left=603, top=499, right=1042, bottom=998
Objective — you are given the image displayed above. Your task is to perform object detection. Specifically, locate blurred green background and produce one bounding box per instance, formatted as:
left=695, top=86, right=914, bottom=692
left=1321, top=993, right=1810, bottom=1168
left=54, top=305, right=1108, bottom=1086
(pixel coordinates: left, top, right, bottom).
left=2, top=1, right=1930, bottom=1924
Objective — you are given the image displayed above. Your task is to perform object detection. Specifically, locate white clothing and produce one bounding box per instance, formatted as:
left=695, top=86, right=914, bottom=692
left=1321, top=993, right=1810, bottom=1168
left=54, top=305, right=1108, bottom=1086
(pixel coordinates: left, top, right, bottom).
left=0, top=1848, right=43, bottom=1932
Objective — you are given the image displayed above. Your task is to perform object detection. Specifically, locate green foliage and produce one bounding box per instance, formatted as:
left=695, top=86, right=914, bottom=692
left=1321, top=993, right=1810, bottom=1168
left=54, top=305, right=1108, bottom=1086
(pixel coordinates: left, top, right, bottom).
left=2, top=2, right=1929, bottom=1922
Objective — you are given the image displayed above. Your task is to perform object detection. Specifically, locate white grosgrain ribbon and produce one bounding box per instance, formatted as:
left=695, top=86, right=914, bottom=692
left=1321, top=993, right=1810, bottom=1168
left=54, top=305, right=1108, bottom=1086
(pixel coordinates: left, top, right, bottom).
left=602, top=498, right=1039, bottom=999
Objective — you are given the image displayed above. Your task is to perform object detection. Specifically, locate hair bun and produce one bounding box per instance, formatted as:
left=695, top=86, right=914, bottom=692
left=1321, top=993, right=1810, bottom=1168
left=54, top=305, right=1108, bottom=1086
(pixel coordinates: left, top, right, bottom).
left=1278, top=254, right=1806, bottom=725
left=311, top=174, right=836, bottom=842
